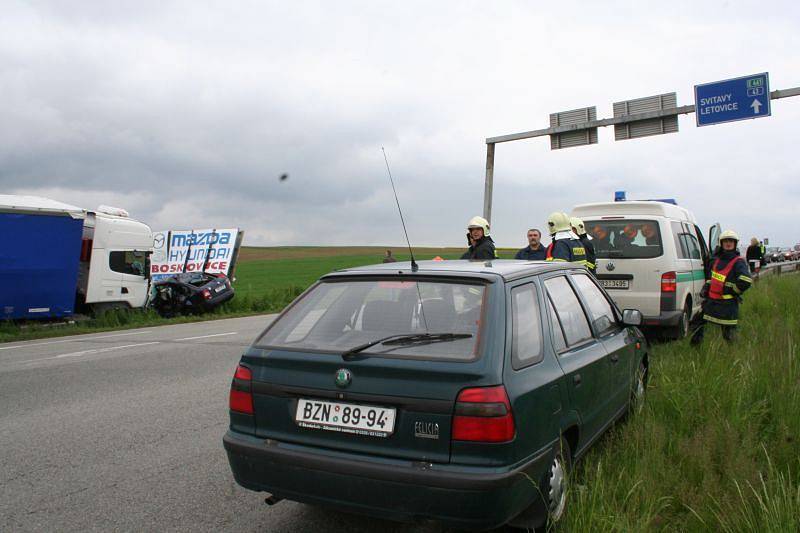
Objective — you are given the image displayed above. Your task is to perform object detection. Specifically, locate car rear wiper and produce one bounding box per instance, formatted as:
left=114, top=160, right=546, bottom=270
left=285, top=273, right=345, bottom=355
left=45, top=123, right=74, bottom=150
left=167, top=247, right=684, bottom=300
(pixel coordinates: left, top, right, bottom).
left=341, top=333, right=472, bottom=360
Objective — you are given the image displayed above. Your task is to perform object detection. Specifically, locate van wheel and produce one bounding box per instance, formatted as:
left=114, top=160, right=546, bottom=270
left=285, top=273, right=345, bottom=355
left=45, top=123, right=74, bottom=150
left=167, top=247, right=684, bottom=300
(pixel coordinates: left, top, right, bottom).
left=670, top=303, right=690, bottom=340
left=507, top=437, right=571, bottom=530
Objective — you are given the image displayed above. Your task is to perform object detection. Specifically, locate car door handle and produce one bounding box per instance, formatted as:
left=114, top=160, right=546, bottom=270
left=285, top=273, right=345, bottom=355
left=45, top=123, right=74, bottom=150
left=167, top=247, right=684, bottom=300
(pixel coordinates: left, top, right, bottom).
left=573, top=374, right=582, bottom=386
left=610, top=354, right=619, bottom=363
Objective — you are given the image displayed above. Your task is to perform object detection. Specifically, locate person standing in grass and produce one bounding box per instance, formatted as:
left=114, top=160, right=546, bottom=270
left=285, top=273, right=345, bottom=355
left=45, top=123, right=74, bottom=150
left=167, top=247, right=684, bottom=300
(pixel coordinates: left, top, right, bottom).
left=382, top=249, right=397, bottom=263
left=745, top=237, right=764, bottom=276
left=691, top=230, right=753, bottom=345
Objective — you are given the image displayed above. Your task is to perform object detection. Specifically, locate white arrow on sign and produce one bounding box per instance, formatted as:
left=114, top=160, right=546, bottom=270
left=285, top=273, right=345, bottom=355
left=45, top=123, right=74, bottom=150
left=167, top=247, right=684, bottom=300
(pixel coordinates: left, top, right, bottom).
left=751, top=99, right=762, bottom=114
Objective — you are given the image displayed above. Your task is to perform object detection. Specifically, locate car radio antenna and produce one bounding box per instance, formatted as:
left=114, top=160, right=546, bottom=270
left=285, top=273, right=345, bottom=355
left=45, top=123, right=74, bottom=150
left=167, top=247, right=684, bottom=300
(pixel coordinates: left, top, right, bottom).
left=381, top=147, right=428, bottom=332
left=381, top=147, right=418, bottom=273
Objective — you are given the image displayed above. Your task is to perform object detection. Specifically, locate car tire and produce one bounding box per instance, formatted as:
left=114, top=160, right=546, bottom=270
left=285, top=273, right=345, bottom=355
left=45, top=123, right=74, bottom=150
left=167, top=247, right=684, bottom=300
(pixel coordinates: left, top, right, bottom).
left=507, top=437, right=571, bottom=531
left=630, top=360, right=648, bottom=415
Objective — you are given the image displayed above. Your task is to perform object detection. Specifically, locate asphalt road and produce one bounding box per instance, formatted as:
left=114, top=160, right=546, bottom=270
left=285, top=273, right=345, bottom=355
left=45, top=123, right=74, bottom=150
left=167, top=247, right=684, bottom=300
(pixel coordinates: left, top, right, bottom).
left=0, top=316, right=447, bottom=532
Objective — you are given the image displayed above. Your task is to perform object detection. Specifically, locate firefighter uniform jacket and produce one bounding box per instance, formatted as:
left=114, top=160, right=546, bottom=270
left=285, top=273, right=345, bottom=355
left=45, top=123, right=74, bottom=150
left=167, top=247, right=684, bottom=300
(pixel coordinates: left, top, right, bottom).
left=578, top=234, right=596, bottom=274
left=701, top=250, right=752, bottom=326
left=461, top=236, right=497, bottom=260
left=546, top=235, right=587, bottom=267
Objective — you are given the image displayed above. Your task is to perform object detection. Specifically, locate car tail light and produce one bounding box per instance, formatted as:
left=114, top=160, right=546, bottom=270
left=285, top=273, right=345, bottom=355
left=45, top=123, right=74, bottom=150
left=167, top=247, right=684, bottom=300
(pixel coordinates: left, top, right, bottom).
left=202, top=289, right=212, bottom=300
left=229, top=365, right=254, bottom=415
left=452, top=385, right=515, bottom=443
left=661, top=271, right=677, bottom=293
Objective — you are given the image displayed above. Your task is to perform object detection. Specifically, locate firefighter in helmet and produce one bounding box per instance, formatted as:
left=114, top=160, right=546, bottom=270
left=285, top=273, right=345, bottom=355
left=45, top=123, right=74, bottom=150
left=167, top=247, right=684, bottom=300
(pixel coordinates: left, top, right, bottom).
left=570, top=216, right=596, bottom=275
left=690, top=229, right=752, bottom=344
left=461, top=215, right=497, bottom=260
left=546, top=212, right=587, bottom=266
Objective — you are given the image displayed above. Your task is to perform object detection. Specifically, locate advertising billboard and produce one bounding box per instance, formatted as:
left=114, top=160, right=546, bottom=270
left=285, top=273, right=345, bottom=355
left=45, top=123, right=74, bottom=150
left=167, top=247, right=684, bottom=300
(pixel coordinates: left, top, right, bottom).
left=150, top=228, right=241, bottom=281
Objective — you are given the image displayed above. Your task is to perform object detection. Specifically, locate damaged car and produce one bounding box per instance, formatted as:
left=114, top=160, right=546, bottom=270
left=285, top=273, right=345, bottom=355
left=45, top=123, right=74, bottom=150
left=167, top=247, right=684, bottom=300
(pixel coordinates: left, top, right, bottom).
left=150, top=272, right=234, bottom=317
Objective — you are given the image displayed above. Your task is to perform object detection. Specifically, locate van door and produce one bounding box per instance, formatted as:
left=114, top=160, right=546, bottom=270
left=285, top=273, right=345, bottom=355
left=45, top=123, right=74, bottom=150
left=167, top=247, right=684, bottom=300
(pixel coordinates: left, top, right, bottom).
left=708, top=223, right=722, bottom=255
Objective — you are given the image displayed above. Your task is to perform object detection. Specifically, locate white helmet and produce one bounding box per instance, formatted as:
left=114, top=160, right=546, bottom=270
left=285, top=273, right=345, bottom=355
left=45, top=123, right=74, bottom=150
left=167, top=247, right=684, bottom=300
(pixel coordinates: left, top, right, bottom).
left=467, top=216, right=490, bottom=235
left=720, top=229, right=739, bottom=243
left=570, top=216, right=586, bottom=235
left=547, top=212, right=571, bottom=235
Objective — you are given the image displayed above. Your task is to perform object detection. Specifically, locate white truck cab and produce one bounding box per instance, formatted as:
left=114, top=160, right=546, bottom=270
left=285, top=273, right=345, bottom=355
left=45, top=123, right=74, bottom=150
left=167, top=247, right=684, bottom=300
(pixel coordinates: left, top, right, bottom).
left=77, top=207, right=153, bottom=313
left=571, top=201, right=719, bottom=338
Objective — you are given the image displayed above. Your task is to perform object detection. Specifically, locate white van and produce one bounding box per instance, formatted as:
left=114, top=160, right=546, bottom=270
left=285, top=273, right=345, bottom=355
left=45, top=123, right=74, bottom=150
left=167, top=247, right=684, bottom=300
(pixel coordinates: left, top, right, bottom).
left=571, top=201, right=719, bottom=338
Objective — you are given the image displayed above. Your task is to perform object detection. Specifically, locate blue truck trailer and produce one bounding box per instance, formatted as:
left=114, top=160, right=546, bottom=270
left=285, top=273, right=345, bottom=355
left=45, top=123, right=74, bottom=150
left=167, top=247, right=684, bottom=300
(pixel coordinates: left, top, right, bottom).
left=1, top=196, right=85, bottom=320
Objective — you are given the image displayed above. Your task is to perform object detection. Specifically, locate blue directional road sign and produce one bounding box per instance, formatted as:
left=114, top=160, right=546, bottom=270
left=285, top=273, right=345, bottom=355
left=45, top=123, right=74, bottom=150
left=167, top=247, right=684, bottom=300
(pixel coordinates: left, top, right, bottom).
left=695, top=73, right=770, bottom=127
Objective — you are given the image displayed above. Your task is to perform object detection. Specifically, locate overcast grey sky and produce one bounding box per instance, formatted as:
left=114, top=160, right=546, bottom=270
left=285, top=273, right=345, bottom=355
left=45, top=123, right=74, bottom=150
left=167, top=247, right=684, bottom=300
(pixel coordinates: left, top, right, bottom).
left=2, top=1, right=799, bottom=247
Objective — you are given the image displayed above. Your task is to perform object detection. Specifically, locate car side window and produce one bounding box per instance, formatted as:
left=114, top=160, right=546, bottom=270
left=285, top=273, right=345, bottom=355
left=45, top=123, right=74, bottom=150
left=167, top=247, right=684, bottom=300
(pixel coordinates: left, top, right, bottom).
left=510, top=283, right=543, bottom=368
left=546, top=296, right=567, bottom=352
left=571, top=274, right=618, bottom=336
left=544, top=276, right=593, bottom=347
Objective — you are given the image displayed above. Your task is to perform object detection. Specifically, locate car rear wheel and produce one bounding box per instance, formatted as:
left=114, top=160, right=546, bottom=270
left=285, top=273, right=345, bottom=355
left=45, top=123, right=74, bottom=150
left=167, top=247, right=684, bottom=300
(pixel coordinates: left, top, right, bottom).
left=631, top=360, right=647, bottom=414
left=507, top=437, right=571, bottom=531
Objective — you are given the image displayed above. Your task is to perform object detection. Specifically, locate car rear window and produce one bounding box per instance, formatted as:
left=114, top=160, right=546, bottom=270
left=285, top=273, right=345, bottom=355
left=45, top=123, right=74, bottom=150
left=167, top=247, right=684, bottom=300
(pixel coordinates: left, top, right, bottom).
left=256, top=279, right=486, bottom=361
left=585, top=219, right=664, bottom=259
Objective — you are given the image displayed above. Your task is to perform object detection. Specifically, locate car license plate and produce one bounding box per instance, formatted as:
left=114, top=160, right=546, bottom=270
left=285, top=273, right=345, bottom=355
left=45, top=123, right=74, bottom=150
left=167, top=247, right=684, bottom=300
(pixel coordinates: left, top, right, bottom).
left=295, top=398, right=396, bottom=437
left=600, top=279, right=630, bottom=290
left=214, top=286, right=225, bottom=293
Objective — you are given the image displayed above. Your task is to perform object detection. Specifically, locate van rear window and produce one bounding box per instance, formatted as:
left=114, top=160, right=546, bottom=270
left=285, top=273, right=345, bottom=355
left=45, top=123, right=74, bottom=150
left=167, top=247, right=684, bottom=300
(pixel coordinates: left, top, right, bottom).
left=585, top=219, right=663, bottom=259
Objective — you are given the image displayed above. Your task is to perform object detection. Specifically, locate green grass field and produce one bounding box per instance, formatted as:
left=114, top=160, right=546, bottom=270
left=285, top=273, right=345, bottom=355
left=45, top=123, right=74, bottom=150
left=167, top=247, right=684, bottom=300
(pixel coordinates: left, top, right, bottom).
left=1, top=246, right=798, bottom=530
left=564, top=274, right=800, bottom=531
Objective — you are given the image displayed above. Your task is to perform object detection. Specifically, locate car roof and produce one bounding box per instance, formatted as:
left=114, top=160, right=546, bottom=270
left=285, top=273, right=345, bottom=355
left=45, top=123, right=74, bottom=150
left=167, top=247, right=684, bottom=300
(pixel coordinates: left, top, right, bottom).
left=321, top=259, right=578, bottom=283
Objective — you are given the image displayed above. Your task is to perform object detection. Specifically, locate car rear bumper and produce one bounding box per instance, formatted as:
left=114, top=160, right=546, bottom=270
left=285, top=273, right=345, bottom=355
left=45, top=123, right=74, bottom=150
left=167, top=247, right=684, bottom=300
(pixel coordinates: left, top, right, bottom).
left=223, top=430, right=553, bottom=530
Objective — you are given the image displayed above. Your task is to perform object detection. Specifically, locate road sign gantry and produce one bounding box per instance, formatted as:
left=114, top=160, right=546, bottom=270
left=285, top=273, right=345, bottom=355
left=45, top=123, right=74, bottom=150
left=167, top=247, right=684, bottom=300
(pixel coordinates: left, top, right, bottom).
left=482, top=74, right=800, bottom=223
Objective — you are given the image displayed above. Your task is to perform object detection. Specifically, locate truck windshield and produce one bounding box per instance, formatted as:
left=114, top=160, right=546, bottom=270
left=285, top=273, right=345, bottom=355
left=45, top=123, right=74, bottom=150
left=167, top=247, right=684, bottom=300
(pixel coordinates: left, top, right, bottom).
left=256, top=279, right=486, bottom=361
left=585, top=219, right=664, bottom=259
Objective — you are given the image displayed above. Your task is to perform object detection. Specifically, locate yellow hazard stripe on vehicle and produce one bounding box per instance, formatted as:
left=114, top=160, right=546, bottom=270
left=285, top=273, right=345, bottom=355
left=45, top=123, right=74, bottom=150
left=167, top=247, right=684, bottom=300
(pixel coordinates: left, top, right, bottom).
left=704, top=314, right=738, bottom=325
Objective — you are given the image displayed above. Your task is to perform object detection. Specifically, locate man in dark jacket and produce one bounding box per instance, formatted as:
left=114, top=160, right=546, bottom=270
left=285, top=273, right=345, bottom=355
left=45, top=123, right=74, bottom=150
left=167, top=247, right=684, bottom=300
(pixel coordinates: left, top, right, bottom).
left=745, top=237, right=764, bottom=275
left=461, top=216, right=497, bottom=260
left=691, top=230, right=753, bottom=345
left=514, top=228, right=547, bottom=260
left=570, top=217, right=596, bottom=275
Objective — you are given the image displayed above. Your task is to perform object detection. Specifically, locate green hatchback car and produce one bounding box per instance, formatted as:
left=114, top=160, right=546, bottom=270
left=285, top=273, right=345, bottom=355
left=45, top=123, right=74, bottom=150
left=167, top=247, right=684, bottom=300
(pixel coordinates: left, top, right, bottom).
left=223, top=260, right=648, bottom=530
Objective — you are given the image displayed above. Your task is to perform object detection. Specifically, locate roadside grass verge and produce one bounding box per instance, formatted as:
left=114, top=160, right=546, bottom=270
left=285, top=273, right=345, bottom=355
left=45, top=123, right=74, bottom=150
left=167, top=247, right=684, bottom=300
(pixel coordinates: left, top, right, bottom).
left=565, top=274, right=800, bottom=531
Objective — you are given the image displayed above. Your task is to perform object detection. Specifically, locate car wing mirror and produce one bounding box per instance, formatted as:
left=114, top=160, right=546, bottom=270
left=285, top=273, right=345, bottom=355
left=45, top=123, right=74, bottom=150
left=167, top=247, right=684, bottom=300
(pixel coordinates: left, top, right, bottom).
left=622, top=309, right=643, bottom=326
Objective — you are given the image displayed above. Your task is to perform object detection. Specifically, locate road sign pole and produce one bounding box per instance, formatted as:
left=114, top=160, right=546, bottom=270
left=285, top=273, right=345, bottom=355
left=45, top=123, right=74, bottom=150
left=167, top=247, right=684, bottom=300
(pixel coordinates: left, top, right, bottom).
left=483, top=142, right=495, bottom=223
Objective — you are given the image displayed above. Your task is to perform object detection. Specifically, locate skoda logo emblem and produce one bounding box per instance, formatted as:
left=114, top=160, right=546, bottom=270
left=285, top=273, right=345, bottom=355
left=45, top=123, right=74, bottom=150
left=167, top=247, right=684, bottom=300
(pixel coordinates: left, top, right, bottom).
left=606, top=261, right=616, bottom=271
left=335, top=368, right=352, bottom=388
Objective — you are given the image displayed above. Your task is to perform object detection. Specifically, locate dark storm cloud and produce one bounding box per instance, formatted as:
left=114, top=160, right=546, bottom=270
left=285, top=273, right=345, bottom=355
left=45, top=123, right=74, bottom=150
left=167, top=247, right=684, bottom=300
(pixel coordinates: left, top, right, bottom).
left=2, top=1, right=800, bottom=247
